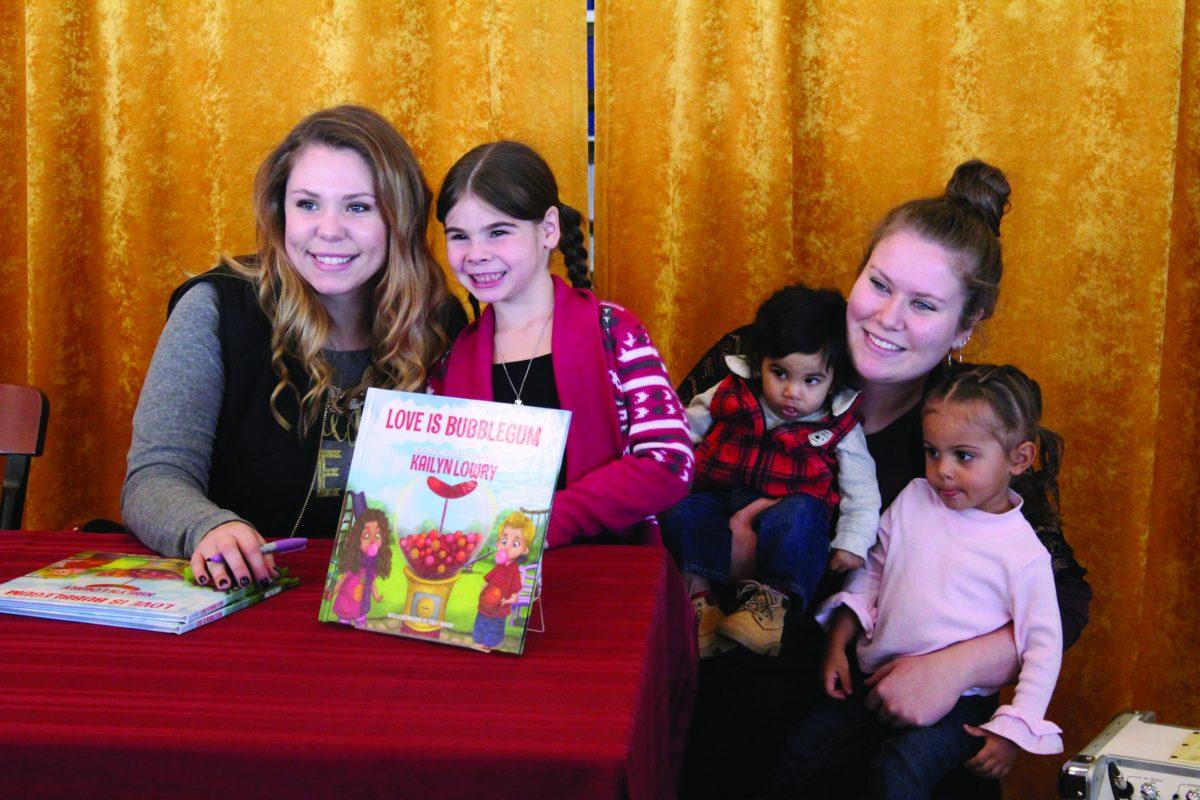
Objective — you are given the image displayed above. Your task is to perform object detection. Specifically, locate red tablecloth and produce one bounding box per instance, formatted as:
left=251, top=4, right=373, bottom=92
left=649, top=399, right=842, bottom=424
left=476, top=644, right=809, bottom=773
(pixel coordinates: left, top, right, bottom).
left=0, top=533, right=697, bottom=799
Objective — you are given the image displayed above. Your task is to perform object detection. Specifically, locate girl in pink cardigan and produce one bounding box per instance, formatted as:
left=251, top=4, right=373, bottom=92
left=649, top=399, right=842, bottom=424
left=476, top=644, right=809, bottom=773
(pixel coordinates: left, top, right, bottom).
left=429, top=141, right=694, bottom=548
left=770, top=364, right=1065, bottom=799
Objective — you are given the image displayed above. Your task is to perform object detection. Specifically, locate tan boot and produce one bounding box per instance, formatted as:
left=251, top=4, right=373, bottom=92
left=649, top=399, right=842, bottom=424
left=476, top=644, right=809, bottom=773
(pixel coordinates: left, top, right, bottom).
left=692, top=591, right=726, bottom=658
left=717, top=580, right=788, bottom=657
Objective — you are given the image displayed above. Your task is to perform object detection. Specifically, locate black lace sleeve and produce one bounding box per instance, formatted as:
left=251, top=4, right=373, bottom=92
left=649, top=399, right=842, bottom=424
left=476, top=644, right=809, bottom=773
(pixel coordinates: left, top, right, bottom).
left=1034, top=522, right=1092, bottom=650
left=675, top=325, right=754, bottom=405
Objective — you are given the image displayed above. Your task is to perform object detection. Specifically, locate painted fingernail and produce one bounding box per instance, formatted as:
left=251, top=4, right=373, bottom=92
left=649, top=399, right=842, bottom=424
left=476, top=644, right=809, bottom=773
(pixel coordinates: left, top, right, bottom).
left=217, top=579, right=230, bottom=589
left=196, top=574, right=208, bottom=585
left=239, top=576, right=250, bottom=587
left=258, top=578, right=271, bottom=588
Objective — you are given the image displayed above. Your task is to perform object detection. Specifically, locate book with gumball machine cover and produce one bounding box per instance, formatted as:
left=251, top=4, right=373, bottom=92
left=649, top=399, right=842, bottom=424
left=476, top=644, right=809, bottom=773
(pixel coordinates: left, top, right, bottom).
left=0, top=552, right=298, bottom=633
left=317, top=389, right=570, bottom=654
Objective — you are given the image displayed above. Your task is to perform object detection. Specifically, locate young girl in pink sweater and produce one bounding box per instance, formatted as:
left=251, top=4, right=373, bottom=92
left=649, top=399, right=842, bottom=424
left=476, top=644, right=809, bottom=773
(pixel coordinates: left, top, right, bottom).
left=769, top=364, right=1065, bottom=799
left=429, top=141, right=693, bottom=547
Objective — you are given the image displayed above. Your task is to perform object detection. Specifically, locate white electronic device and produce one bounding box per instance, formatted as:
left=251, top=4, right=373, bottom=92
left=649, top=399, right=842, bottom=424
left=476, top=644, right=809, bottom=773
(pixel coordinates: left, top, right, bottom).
left=1060, top=711, right=1200, bottom=799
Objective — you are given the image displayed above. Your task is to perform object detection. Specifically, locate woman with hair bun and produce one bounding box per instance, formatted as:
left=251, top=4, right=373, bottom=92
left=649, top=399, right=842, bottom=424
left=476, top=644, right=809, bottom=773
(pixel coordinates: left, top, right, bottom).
left=430, top=140, right=694, bottom=547
left=123, top=105, right=466, bottom=591
left=677, top=160, right=1090, bottom=799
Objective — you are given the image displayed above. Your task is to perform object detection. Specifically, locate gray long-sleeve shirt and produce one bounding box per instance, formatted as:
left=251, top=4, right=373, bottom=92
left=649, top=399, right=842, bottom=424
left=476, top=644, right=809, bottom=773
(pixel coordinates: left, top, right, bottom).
left=122, top=283, right=368, bottom=557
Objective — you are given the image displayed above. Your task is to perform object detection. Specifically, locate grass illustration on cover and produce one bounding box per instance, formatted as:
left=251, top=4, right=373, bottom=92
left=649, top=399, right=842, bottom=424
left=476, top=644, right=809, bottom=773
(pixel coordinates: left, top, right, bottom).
left=318, top=389, right=570, bottom=654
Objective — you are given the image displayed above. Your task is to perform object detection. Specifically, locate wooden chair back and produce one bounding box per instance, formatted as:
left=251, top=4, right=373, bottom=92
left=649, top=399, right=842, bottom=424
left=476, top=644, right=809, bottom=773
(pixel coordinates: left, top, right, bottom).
left=0, top=384, right=50, bottom=530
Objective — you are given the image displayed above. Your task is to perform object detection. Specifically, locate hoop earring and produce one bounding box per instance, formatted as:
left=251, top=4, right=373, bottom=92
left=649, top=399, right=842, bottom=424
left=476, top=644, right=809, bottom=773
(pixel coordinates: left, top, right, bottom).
left=946, top=334, right=971, bottom=366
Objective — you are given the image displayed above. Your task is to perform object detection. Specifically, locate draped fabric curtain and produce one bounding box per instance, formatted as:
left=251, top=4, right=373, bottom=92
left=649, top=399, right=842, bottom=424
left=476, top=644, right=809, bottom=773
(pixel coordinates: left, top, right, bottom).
left=596, top=1, right=1200, bottom=796
left=0, top=1, right=587, bottom=528
left=4, top=0, right=1199, bottom=795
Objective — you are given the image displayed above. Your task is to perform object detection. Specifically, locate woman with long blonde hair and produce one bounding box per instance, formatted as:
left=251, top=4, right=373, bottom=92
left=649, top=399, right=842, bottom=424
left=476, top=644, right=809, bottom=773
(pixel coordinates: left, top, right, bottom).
left=123, top=105, right=464, bottom=591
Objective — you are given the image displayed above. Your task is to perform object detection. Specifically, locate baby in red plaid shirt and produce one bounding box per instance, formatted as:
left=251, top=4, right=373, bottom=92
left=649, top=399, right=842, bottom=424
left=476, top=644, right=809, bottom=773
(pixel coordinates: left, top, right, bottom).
left=660, top=284, right=880, bottom=657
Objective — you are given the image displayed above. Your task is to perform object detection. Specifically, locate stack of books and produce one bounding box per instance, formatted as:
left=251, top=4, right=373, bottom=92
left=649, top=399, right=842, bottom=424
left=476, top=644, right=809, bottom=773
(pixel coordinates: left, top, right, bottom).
left=0, top=551, right=297, bottom=634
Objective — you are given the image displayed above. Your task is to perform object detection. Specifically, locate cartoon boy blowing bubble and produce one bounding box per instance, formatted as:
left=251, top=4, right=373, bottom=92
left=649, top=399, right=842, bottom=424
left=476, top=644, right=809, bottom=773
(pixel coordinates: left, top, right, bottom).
left=472, top=511, right=534, bottom=650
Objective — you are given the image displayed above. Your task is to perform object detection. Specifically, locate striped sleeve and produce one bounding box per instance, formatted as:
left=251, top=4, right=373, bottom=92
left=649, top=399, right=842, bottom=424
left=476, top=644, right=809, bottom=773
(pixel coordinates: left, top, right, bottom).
left=612, top=314, right=696, bottom=472
left=545, top=304, right=694, bottom=546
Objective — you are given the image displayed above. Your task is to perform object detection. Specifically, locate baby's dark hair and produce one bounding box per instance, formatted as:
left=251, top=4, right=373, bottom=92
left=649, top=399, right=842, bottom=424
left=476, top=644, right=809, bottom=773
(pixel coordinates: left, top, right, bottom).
left=436, top=141, right=588, bottom=317
left=925, top=363, right=1063, bottom=532
left=744, top=283, right=849, bottom=386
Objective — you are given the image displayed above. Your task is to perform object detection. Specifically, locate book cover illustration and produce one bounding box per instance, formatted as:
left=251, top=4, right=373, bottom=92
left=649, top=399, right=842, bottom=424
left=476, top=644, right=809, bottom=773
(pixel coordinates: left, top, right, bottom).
left=318, top=389, right=570, bottom=654
left=0, top=552, right=297, bottom=633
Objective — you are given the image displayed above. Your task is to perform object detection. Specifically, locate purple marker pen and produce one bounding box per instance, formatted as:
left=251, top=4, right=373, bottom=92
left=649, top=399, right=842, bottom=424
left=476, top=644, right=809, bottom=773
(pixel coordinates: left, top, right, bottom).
left=206, top=537, right=307, bottom=564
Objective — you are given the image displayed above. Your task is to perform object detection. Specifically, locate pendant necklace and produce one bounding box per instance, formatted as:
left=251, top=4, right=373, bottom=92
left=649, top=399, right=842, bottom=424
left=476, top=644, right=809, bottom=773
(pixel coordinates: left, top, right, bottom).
left=494, top=313, right=553, bottom=406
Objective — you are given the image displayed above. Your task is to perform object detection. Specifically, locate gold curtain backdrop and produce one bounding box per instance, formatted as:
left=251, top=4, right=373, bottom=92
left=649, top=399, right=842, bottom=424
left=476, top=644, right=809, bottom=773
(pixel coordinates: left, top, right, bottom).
left=597, top=0, right=1199, bottom=796
left=1, top=1, right=586, bottom=529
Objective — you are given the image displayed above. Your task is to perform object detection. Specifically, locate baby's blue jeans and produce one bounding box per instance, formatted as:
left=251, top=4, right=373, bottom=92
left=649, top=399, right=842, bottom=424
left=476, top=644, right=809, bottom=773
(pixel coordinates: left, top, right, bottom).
left=659, top=486, right=831, bottom=608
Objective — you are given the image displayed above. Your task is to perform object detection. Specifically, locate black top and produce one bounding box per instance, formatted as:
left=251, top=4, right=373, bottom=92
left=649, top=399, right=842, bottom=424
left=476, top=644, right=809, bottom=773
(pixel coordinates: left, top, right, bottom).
left=864, top=399, right=926, bottom=511
left=491, top=354, right=559, bottom=409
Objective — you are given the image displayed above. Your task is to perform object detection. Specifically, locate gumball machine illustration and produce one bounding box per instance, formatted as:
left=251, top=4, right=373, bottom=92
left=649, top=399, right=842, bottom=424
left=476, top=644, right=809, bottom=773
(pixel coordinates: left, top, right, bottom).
left=398, top=476, right=486, bottom=637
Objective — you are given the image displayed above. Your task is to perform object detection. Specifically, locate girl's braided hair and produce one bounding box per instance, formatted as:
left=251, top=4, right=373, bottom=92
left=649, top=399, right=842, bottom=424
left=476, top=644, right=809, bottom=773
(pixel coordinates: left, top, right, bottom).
left=925, top=363, right=1064, bottom=532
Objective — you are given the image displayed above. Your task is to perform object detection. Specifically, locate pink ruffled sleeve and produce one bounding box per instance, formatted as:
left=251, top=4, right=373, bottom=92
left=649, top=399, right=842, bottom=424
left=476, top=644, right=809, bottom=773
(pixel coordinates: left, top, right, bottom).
left=980, top=706, right=1063, bottom=755
left=979, top=554, right=1064, bottom=754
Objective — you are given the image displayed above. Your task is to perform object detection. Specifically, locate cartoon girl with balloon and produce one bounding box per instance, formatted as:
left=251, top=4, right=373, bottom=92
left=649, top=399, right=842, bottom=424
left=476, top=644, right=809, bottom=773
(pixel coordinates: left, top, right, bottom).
left=328, top=504, right=394, bottom=625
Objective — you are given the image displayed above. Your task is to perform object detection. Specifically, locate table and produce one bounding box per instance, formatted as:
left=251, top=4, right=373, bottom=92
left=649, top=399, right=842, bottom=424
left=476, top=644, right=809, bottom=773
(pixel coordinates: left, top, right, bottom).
left=0, top=532, right=696, bottom=799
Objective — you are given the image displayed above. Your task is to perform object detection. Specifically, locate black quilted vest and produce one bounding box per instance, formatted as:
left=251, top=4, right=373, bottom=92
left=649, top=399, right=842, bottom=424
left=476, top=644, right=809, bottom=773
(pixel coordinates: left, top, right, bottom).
left=167, top=266, right=342, bottom=537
